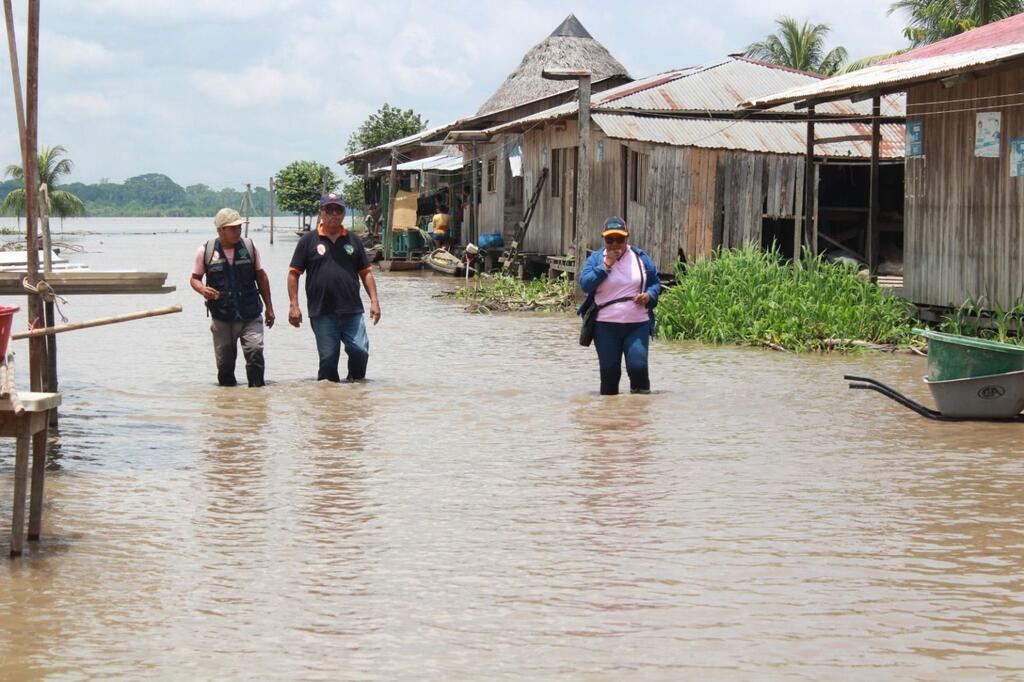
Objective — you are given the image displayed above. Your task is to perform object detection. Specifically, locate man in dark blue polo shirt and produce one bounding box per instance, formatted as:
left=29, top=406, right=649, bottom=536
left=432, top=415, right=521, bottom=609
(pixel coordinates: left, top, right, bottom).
left=287, top=193, right=381, bottom=382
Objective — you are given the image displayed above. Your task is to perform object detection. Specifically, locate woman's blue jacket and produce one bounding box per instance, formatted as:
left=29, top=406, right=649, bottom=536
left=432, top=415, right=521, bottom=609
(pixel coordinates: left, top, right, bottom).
left=577, top=246, right=662, bottom=335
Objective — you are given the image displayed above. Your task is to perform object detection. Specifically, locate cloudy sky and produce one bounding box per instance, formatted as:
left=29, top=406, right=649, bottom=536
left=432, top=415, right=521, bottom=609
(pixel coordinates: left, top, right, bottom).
left=1, top=0, right=909, bottom=189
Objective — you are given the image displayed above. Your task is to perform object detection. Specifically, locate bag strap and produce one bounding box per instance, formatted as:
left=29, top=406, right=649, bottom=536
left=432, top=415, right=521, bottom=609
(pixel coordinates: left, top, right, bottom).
left=204, top=238, right=216, bottom=267
left=635, top=249, right=645, bottom=296
left=596, top=295, right=635, bottom=310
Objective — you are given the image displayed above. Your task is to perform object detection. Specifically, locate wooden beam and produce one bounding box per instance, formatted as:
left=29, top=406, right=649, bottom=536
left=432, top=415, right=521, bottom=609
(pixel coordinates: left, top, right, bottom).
left=575, top=74, right=591, bottom=287
left=868, top=96, right=881, bottom=275
left=804, top=105, right=816, bottom=256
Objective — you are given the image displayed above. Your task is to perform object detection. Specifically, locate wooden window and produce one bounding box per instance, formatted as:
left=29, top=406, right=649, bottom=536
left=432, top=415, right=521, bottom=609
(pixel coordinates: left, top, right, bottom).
left=487, top=158, right=496, bottom=193
left=550, top=148, right=561, bottom=198
left=630, top=150, right=648, bottom=204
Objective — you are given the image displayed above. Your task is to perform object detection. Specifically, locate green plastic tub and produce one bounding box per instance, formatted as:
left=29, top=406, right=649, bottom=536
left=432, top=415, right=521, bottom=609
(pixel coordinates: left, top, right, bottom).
left=915, top=328, right=1024, bottom=381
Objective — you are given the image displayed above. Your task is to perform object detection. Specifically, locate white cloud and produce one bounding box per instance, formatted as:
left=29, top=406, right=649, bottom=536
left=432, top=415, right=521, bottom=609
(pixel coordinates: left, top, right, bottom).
left=45, top=91, right=119, bottom=119
left=42, top=31, right=117, bottom=72
left=188, top=65, right=321, bottom=106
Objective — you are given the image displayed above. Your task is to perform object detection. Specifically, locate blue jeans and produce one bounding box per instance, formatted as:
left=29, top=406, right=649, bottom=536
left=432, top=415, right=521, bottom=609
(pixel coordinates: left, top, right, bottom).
left=309, top=313, right=370, bottom=382
left=593, top=321, right=650, bottom=395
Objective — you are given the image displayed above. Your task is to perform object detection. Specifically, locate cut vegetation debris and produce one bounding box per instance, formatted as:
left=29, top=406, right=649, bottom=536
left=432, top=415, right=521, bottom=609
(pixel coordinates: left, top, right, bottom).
left=656, top=245, right=917, bottom=352
left=453, top=273, right=575, bottom=313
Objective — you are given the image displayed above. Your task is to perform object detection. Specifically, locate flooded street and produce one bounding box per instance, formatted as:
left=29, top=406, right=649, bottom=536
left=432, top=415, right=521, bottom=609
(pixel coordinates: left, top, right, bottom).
left=1, top=219, right=1022, bottom=679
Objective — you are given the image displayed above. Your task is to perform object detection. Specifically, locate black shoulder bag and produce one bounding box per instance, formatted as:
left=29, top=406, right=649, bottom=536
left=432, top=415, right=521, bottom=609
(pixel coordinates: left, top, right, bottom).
left=579, top=250, right=646, bottom=347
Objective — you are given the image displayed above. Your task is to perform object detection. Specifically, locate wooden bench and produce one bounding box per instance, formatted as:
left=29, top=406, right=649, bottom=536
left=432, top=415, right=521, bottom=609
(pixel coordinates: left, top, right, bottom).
left=2, top=389, right=60, bottom=557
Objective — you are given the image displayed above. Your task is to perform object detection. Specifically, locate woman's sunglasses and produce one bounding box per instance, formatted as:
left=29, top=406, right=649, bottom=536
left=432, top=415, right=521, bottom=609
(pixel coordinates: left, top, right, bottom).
left=604, top=236, right=625, bottom=244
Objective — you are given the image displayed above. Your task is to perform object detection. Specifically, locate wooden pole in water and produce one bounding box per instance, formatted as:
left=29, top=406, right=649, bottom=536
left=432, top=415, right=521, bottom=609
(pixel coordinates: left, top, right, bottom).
left=269, top=176, right=275, bottom=245
left=11, top=304, right=183, bottom=340
left=243, top=182, right=251, bottom=238
left=37, top=184, right=57, bottom=423
left=20, top=1, right=43, bottom=392
left=470, top=141, right=478, bottom=244
left=385, top=148, right=398, bottom=261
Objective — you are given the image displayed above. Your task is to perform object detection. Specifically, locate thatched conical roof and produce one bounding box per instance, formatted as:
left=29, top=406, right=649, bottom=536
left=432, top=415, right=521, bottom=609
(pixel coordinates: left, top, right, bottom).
left=476, top=14, right=630, bottom=116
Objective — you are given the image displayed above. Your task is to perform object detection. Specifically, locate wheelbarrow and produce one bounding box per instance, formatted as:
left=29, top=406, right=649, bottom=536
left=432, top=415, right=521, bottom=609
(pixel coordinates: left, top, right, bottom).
left=845, top=371, right=1024, bottom=422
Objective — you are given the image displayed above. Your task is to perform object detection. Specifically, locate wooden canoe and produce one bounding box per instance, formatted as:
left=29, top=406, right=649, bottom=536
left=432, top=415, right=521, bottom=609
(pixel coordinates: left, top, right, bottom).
left=422, top=248, right=464, bottom=276
left=379, top=259, right=422, bottom=272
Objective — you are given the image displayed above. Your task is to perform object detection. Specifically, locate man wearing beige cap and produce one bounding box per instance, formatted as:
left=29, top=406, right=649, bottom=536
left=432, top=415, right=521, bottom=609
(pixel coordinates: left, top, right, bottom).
left=191, top=207, right=275, bottom=387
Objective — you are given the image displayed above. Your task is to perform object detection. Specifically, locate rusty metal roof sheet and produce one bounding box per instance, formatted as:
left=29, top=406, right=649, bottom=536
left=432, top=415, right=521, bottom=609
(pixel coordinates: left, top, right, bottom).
left=743, top=42, right=1024, bottom=110
left=482, top=57, right=904, bottom=136
left=592, top=113, right=905, bottom=158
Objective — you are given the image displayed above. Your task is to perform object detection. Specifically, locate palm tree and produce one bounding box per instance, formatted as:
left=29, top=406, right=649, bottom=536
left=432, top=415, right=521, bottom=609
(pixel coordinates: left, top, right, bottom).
left=2, top=144, right=86, bottom=228
left=890, top=0, right=1024, bottom=46
left=744, top=16, right=849, bottom=75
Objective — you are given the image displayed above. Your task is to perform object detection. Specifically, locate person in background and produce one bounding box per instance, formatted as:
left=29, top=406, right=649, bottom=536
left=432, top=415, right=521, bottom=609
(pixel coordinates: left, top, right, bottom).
left=191, top=207, right=275, bottom=387
left=579, top=216, right=661, bottom=395
left=287, top=193, right=381, bottom=382
left=430, top=204, right=451, bottom=247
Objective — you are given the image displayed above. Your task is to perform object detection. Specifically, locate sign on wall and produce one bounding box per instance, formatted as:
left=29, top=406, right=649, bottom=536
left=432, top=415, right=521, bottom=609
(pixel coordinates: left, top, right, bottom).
left=906, top=120, right=923, bottom=157
left=1011, top=139, right=1024, bottom=177
left=975, top=112, right=1001, bottom=157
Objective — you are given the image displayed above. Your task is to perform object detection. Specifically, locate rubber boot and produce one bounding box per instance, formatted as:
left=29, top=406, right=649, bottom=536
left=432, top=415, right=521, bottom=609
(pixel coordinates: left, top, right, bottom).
left=246, top=366, right=265, bottom=388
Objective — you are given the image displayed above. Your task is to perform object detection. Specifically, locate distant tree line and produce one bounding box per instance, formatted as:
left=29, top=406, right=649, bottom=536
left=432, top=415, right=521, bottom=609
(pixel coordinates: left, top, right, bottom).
left=0, top=172, right=284, bottom=218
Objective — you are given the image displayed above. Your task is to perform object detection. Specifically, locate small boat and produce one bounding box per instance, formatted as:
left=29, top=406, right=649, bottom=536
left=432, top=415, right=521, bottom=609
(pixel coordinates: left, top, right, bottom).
left=0, top=250, right=88, bottom=272
left=422, top=248, right=464, bottom=276
left=379, top=259, right=422, bottom=272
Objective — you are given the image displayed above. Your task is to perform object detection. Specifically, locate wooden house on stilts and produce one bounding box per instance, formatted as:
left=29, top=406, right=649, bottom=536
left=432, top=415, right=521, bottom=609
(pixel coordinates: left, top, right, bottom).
left=745, top=14, right=1024, bottom=311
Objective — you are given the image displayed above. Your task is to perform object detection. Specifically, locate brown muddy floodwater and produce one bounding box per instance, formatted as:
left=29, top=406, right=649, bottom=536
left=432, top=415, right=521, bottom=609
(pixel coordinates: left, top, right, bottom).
left=1, top=219, right=1023, bottom=680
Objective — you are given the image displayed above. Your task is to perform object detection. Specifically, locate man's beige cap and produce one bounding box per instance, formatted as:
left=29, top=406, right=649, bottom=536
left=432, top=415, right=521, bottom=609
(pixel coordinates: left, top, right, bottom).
left=214, top=208, right=245, bottom=229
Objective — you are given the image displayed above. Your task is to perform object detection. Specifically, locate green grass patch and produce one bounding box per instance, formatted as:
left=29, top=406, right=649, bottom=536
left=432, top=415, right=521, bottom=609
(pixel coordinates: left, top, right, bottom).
left=656, top=244, right=917, bottom=352
left=938, top=298, right=1024, bottom=345
left=454, top=273, right=575, bottom=312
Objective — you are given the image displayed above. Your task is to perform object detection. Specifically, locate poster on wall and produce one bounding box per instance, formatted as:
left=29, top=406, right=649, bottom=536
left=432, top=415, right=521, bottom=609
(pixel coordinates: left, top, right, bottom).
left=906, top=120, right=923, bottom=156
left=975, top=111, right=1001, bottom=157
left=1011, top=139, right=1024, bottom=177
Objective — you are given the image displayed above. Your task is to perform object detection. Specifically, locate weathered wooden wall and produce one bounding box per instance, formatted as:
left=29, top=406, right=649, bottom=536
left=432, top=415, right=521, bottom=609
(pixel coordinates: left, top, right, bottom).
left=904, top=65, right=1024, bottom=309
left=518, top=124, right=812, bottom=270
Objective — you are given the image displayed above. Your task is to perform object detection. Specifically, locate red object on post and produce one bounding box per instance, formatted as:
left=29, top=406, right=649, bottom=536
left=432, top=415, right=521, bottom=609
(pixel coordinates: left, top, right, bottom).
left=0, top=305, right=20, bottom=358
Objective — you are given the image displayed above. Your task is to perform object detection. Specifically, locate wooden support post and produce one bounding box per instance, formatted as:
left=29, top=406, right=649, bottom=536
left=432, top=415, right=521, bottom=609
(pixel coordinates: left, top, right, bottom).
left=804, top=105, right=816, bottom=257
left=39, top=182, right=51, bottom=273
left=574, top=74, right=591, bottom=287
left=269, top=176, right=275, bottom=245
left=10, top=419, right=29, bottom=556
left=867, top=96, right=881, bottom=276
left=27, top=423, right=47, bottom=540
left=470, top=141, right=479, bottom=244
left=385, top=148, right=398, bottom=261
left=43, top=300, right=57, bottom=425
left=243, top=182, right=251, bottom=238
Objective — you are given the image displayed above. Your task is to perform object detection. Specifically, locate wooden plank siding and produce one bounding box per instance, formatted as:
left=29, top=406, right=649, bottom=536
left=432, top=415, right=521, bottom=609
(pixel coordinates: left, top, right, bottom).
left=518, top=123, right=814, bottom=271
left=904, top=65, right=1024, bottom=309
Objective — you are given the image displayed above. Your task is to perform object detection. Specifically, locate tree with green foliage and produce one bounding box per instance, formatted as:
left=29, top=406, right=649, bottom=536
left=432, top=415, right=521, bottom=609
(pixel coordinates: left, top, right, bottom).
left=889, top=0, right=1023, bottom=46
left=274, top=161, right=338, bottom=227
left=2, top=144, right=86, bottom=226
left=744, top=16, right=848, bottom=75
left=342, top=103, right=427, bottom=212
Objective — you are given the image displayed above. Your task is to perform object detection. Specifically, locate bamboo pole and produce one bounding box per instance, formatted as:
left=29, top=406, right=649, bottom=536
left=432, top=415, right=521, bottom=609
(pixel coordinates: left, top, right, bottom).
left=22, top=1, right=43, bottom=392
left=574, top=74, right=591, bottom=288
left=11, top=304, right=182, bottom=340
left=3, top=0, right=26, bottom=162
left=269, top=176, right=275, bottom=245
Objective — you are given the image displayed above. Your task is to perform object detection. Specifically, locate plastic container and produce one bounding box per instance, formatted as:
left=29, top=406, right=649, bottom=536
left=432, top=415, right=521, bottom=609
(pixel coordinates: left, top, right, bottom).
left=915, top=328, right=1024, bottom=381
left=478, top=233, right=504, bottom=249
left=924, top=369, right=1024, bottom=418
left=0, top=305, right=19, bottom=359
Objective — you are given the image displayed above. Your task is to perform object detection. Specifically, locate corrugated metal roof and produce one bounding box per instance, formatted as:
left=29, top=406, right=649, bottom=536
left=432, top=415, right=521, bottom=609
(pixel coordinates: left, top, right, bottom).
left=600, top=58, right=902, bottom=116
left=592, top=113, right=905, bottom=158
left=885, top=13, right=1024, bottom=63
left=370, top=154, right=465, bottom=175
left=744, top=42, right=1024, bottom=110
left=482, top=57, right=904, bottom=136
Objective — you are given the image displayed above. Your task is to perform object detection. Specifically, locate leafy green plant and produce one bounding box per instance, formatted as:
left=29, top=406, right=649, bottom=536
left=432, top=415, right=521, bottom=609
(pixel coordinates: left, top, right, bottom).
left=656, top=244, right=917, bottom=352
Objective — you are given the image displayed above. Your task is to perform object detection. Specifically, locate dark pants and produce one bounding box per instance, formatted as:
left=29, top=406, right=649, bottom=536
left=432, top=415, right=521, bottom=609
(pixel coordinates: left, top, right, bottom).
left=310, top=312, right=370, bottom=382
left=210, top=318, right=265, bottom=387
left=593, top=321, right=650, bottom=395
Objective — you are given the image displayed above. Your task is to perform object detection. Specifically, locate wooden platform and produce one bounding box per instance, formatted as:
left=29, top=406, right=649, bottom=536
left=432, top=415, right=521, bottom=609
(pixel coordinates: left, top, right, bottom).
left=0, top=271, right=173, bottom=296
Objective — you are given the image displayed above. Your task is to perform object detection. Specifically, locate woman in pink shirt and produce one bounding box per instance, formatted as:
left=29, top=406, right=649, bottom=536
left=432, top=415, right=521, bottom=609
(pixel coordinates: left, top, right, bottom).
left=578, top=217, right=662, bottom=395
